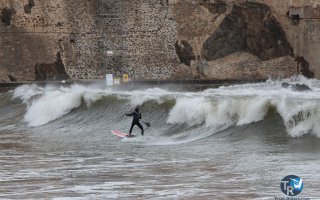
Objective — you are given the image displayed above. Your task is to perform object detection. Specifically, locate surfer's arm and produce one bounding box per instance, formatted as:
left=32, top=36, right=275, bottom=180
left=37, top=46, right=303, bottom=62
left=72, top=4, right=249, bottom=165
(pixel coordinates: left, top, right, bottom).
left=126, top=112, right=133, bottom=116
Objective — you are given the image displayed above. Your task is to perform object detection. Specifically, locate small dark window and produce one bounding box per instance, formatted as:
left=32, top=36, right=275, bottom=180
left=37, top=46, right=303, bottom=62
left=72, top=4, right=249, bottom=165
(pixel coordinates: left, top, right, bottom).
left=291, top=14, right=300, bottom=25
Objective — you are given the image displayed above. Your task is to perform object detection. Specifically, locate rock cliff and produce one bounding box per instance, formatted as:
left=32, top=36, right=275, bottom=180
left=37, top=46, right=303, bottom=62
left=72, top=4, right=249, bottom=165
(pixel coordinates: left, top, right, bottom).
left=0, top=0, right=319, bottom=81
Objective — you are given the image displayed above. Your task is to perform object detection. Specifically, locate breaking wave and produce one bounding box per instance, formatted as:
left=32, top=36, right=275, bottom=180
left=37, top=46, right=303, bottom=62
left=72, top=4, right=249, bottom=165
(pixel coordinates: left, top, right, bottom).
left=8, top=75, right=320, bottom=141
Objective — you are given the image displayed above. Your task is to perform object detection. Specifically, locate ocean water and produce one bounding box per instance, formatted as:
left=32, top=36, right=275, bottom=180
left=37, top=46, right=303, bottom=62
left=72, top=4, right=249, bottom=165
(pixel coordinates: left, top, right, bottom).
left=1, top=76, right=320, bottom=199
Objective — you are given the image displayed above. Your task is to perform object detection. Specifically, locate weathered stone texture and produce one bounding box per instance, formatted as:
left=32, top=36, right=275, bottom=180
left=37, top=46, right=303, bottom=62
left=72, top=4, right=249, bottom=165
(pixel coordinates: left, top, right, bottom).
left=175, top=40, right=195, bottom=66
left=24, top=0, right=34, bottom=14
left=171, top=0, right=297, bottom=80
left=1, top=7, right=15, bottom=26
left=0, top=0, right=319, bottom=81
left=0, top=31, right=59, bottom=81
left=193, top=52, right=296, bottom=80
left=202, top=2, right=293, bottom=61
left=0, top=0, right=100, bottom=81
left=35, top=52, right=70, bottom=81
left=172, top=0, right=227, bottom=58
left=252, top=0, right=320, bottom=78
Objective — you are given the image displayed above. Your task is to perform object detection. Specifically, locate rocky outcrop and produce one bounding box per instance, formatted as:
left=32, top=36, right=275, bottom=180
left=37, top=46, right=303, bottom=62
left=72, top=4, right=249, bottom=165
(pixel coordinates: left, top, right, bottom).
left=191, top=52, right=296, bottom=80
left=199, top=0, right=227, bottom=14
left=175, top=40, right=195, bottom=66
left=1, top=7, right=15, bottom=26
left=202, top=2, right=293, bottom=61
left=295, top=56, right=314, bottom=78
left=0, top=0, right=319, bottom=81
left=24, top=0, right=35, bottom=14
left=282, top=82, right=311, bottom=91
left=8, top=74, right=17, bottom=82
left=35, top=52, right=70, bottom=81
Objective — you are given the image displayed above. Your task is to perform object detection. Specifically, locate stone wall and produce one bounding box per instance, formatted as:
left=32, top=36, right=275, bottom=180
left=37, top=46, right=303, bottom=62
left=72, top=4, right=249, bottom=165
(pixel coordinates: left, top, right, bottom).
left=191, top=52, right=296, bottom=80
left=123, top=0, right=179, bottom=79
left=0, top=0, right=101, bottom=81
left=0, top=0, right=320, bottom=81
left=253, top=0, right=320, bottom=78
left=0, top=0, right=180, bottom=81
left=171, top=0, right=319, bottom=79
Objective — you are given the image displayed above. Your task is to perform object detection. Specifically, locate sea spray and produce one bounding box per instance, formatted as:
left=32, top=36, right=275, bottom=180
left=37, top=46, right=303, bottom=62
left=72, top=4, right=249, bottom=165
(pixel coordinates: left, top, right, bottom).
left=24, top=88, right=83, bottom=127
left=167, top=97, right=211, bottom=126
left=128, top=88, right=174, bottom=106
left=276, top=98, right=320, bottom=137
left=13, top=84, right=44, bottom=102
left=11, top=76, right=320, bottom=140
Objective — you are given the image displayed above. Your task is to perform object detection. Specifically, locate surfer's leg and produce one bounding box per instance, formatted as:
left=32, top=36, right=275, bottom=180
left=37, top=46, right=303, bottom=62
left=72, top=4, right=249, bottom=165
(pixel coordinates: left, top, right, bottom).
left=137, top=122, right=144, bottom=135
left=129, top=123, right=135, bottom=136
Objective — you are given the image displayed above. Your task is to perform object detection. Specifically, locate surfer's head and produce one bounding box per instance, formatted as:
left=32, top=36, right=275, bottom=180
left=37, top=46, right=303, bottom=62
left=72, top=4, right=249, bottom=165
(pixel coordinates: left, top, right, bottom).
left=135, top=107, right=139, bottom=112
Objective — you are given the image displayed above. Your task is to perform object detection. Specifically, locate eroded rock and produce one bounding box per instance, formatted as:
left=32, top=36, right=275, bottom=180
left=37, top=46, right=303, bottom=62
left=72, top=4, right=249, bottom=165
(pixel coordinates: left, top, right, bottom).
left=35, top=52, right=70, bottom=81
left=282, top=82, right=311, bottom=91
left=24, top=0, right=35, bottom=14
left=175, top=40, right=195, bottom=66
left=199, top=0, right=227, bottom=14
left=8, top=74, right=17, bottom=82
left=202, top=2, right=293, bottom=61
left=1, top=7, right=15, bottom=26
left=295, top=56, right=314, bottom=78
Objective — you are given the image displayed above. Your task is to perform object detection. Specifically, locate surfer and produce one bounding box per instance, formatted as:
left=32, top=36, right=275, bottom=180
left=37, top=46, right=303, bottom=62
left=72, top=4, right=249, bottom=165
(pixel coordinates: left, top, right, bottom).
left=125, top=107, right=144, bottom=136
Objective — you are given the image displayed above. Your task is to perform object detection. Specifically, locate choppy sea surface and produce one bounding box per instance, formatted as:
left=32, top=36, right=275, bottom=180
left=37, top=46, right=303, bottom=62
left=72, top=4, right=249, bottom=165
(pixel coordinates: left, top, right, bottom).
left=1, top=76, right=320, bottom=199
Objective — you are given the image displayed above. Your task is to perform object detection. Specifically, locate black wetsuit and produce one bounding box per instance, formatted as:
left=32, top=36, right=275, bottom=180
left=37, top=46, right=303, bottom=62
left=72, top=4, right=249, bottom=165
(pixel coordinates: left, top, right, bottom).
left=126, top=111, right=144, bottom=136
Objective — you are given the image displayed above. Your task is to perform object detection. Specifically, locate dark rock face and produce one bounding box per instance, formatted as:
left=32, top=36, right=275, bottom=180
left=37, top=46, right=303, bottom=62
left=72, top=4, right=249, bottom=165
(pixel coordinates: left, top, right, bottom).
left=282, top=82, right=311, bottom=91
left=24, top=0, right=35, bottom=14
left=202, top=2, right=293, bottom=61
left=1, top=7, right=15, bottom=26
left=199, top=0, right=227, bottom=14
left=295, top=56, right=314, bottom=78
left=35, top=52, right=70, bottom=81
left=175, top=40, right=195, bottom=66
left=8, top=74, right=17, bottom=82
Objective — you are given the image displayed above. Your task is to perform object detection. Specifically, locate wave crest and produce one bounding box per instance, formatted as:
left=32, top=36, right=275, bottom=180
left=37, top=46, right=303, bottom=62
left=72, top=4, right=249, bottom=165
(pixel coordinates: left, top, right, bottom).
left=11, top=77, right=320, bottom=140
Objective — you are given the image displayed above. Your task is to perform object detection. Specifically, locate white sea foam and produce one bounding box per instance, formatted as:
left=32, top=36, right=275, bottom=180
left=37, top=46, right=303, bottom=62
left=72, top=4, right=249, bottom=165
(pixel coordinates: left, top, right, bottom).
left=15, top=86, right=173, bottom=127
left=24, top=85, right=85, bottom=127
left=127, top=87, right=174, bottom=106
left=167, top=96, right=270, bottom=131
left=11, top=76, right=320, bottom=138
left=13, top=84, right=44, bottom=102
left=275, top=98, right=320, bottom=137
left=82, top=88, right=109, bottom=107
left=167, top=97, right=211, bottom=126
left=166, top=76, right=320, bottom=138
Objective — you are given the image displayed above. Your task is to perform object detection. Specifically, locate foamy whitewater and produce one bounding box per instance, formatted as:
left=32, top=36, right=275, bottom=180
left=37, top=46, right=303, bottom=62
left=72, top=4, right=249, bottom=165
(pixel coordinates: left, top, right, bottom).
left=1, top=76, right=320, bottom=199
left=12, top=76, right=320, bottom=138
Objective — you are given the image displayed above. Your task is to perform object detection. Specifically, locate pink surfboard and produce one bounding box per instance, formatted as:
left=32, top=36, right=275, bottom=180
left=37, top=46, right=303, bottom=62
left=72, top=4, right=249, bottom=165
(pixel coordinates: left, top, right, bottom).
left=111, top=130, right=134, bottom=138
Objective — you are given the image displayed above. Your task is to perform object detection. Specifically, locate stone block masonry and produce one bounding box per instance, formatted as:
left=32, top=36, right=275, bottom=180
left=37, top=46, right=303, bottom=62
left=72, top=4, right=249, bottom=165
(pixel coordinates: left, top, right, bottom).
left=0, top=0, right=101, bottom=81
left=0, top=0, right=319, bottom=81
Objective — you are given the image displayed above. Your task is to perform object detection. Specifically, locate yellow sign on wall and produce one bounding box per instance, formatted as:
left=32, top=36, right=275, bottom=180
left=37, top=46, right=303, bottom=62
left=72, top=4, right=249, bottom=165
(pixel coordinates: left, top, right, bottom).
left=123, top=74, right=129, bottom=83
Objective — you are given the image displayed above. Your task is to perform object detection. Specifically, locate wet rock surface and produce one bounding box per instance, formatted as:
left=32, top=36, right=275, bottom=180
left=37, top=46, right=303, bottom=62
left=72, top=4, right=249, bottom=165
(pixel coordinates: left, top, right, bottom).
left=281, top=82, right=312, bottom=91
left=295, top=56, right=315, bottom=78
